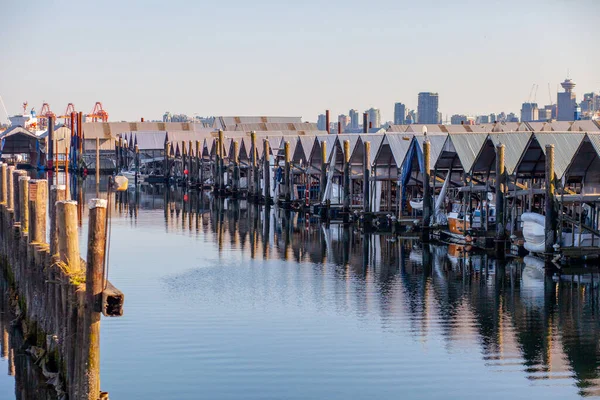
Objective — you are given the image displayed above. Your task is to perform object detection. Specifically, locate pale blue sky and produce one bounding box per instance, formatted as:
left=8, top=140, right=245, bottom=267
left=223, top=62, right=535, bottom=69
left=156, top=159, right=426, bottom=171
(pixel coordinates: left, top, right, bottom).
left=1, top=0, right=599, bottom=122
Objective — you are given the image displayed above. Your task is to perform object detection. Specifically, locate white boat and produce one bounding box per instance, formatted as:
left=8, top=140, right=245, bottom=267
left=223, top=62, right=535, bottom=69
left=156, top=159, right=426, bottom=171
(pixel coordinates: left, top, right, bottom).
left=521, top=212, right=600, bottom=254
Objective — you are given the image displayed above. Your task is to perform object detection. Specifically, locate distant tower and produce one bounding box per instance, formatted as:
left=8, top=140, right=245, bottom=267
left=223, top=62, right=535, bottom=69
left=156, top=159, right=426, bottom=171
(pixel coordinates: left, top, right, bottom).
left=557, top=78, right=577, bottom=121
left=366, top=108, right=381, bottom=129
left=520, top=103, right=539, bottom=122
left=394, top=103, right=406, bottom=125
left=317, top=114, right=327, bottom=130
left=417, top=92, right=439, bottom=124
left=349, top=109, right=359, bottom=129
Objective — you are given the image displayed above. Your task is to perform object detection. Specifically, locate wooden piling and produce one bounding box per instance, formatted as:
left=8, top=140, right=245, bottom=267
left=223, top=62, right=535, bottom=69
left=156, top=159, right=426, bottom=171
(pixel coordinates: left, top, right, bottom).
left=284, top=141, right=291, bottom=203
left=6, top=166, right=15, bottom=210
left=84, top=199, right=107, bottom=400
left=495, top=144, right=506, bottom=255
left=263, top=140, right=271, bottom=203
left=251, top=131, right=258, bottom=199
left=12, top=170, right=27, bottom=222
left=363, top=141, right=371, bottom=213
left=50, top=185, right=67, bottom=257
left=0, top=163, right=6, bottom=204
left=188, top=141, right=193, bottom=184
left=232, top=141, right=240, bottom=194
left=18, top=177, right=30, bottom=233
left=57, top=201, right=80, bottom=271
left=96, top=137, right=100, bottom=184
left=545, top=144, right=556, bottom=254
left=134, top=144, right=140, bottom=184
left=422, top=139, right=432, bottom=240
left=28, top=179, right=47, bottom=243
left=343, top=140, right=351, bottom=214
left=320, top=142, right=327, bottom=201
left=195, top=140, right=201, bottom=185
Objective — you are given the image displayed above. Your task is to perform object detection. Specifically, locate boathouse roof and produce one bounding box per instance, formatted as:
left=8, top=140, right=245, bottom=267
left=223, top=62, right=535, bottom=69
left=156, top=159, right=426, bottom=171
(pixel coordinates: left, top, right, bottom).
left=212, top=116, right=303, bottom=130
left=471, top=132, right=533, bottom=175
left=434, top=133, right=488, bottom=173
left=515, top=132, right=585, bottom=178
left=563, top=133, right=600, bottom=186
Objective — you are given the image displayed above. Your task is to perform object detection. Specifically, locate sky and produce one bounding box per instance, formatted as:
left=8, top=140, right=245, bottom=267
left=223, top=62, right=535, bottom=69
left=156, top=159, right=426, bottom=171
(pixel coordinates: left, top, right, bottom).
left=1, top=0, right=599, bottom=123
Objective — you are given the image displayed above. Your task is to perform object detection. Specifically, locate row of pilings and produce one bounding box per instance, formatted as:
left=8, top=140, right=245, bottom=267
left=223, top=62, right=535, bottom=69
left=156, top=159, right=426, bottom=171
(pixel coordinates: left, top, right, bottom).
left=0, top=164, right=124, bottom=399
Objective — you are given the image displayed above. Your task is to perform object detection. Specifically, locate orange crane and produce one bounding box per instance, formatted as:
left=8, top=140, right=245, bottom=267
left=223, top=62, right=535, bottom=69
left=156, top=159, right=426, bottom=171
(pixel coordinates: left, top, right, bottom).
left=57, top=103, right=76, bottom=127
left=37, top=102, right=56, bottom=130
left=86, top=102, right=108, bottom=122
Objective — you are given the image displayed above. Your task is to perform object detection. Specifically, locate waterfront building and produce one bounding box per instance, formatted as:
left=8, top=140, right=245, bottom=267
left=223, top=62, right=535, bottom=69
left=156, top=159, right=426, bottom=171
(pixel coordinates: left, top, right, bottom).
left=417, top=92, right=439, bottom=124
left=557, top=78, right=577, bottom=121
left=394, top=103, right=406, bottom=125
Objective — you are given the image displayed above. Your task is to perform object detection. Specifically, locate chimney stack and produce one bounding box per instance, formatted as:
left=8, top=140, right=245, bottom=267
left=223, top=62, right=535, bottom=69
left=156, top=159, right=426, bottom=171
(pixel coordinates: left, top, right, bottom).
left=325, top=110, right=330, bottom=134
left=363, top=113, right=368, bottom=133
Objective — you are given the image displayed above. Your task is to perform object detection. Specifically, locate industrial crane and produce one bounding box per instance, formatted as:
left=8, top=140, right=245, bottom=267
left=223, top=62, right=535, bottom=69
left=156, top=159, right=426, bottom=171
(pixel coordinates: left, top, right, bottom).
left=36, top=102, right=56, bottom=130
left=86, top=102, right=109, bottom=122
left=57, top=103, right=77, bottom=127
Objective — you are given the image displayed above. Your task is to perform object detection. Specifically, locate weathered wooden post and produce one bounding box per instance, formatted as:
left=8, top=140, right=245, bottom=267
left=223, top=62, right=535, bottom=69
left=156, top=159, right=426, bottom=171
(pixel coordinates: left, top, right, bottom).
left=181, top=141, right=187, bottom=185
left=218, top=130, right=225, bottom=193
left=13, top=170, right=27, bottom=222
left=495, top=143, right=506, bottom=256
left=188, top=141, right=193, bottom=184
left=195, top=140, right=201, bottom=185
left=18, top=176, right=30, bottom=232
left=343, top=140, right=351, bottom=217
left=28, top=179, right=47, bottom=243
left=422, top=139, right=432, bottom=241
left=545, top=144, right=556, bottom=255
left=6, top=166, right=15, bottom=210
left=232, top=141, right=240, bottom=196
left=0, top=163, right=6, bottom=204
left=284, top=141, right=291, bottom=203
left=84, top=198, right=107, bottom=400
left=50, top=185, right=67, bottom=256
left=134, top=144, right=140, bottom=184
left=263, top=139, right=271, bottom=204
left=364, top=141, right=371, bottom=213
left=57, top=200, right=80, bottom=271
left=95, top=137, right=100, bottom=184
left=320, top=142, right=327, bottom=201
left=251, top=131, right=259, bottom=200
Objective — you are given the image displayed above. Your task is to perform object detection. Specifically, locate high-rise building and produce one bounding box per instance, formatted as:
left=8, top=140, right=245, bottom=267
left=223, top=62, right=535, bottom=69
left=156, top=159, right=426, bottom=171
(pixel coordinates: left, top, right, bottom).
left=417, top=92, right=439, bottom=124
left=489, top=113, right=496, bottom=123
left=317, top=114, right=327, bottom=131
left=477, top=115, right=490, bottom=124
left=394, top=103, right=406, bottom=125
left=451, top=114, right=468, bottom=125
left=507, top=112, right=519, bottom=122
left=366, top=108, right=381, bottom=129
left=557, top=78, right=577, bottom=121
left=338, top=114, right=350, bottom=132
left=520, top=103, right=539, bottom=122
left=349, top=109, right=359, bottom=130
left=406, top=110, right=416, bottom=124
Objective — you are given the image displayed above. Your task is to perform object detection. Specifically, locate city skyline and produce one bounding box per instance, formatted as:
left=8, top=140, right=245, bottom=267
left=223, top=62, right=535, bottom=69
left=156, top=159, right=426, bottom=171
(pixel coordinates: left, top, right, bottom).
left=1, top=0, right=599, bottom=123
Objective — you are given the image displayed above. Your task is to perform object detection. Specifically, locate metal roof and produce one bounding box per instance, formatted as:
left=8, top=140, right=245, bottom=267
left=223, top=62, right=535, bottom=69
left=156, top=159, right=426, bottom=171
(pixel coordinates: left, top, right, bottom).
left=587, top=133, right=600, bottom=155
left=435, top=133, right=488, bottom=173
left=82, top=122, right=204, bottom=139
left=292, top=136, right=317, bottom=164
left=231, top=122, right=319, bottom=132
left=471, top=132, right=533, bottom=175
left=132, top=131, right=167, bottom=151
left=515, top=132, right=585, bottom=178
left=213, top=116, right=303, bottom=130
left=330, top=134, right=361, bottom=163
left=413, top=134, right=446, bottom=168
left=570, top=120, right=600, bottom=132
left=373, top=133, right=412, bottom=168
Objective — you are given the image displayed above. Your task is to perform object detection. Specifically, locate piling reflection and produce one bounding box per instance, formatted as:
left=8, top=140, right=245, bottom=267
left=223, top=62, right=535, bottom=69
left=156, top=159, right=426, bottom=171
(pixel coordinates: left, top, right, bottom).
left=0, top=274, right=58, bottom=400
left=62, top=180, right=600, bottom=397
left=118, top=187, right=600, bottom=397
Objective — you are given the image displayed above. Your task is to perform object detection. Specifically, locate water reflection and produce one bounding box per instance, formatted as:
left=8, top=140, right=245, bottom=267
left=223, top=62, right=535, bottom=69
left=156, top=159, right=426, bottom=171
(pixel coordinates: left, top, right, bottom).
left=91, top=181, right=600, bottom=397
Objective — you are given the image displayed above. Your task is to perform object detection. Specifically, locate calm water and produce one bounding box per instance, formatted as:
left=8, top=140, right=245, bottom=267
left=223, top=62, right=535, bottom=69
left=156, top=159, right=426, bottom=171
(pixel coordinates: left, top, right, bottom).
left=2, top=180, right=600, bottom=399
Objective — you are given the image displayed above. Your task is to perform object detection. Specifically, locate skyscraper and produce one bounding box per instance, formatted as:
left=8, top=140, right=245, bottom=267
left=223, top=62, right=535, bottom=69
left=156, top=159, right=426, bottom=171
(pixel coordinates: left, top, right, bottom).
left=349, top=109, right=359, bottom=129
left=394, top=103, right=406, bottom=125
left=366, top=108, right=381, bottom=129
left=557, top=78, right=577, bottom=121
left=451, top=114, right=468, bottom=125
left=520, top=103, right=539, bottom=122
left=417, top=92, right=439, bottom=124
left=317, top=114, right=327, bottom=131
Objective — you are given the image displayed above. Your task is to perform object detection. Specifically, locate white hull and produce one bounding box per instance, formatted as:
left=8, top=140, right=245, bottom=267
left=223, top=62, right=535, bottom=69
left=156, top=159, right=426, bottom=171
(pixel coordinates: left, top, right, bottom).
left=522, top=212, right=600, bottom=254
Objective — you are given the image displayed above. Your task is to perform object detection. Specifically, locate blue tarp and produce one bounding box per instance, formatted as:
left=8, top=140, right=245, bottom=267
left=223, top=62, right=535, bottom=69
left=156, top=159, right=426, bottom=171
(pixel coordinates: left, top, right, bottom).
left=400, top=139, right=424, bottom=209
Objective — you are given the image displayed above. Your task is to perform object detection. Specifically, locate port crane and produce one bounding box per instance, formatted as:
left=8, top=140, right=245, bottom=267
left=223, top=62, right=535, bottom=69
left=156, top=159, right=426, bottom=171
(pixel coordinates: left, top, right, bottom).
left=36, top=102, right=56, bottom=130
left=57, top=103, right=77, bottom=128
left=86, top=102, right=109, bottom=122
